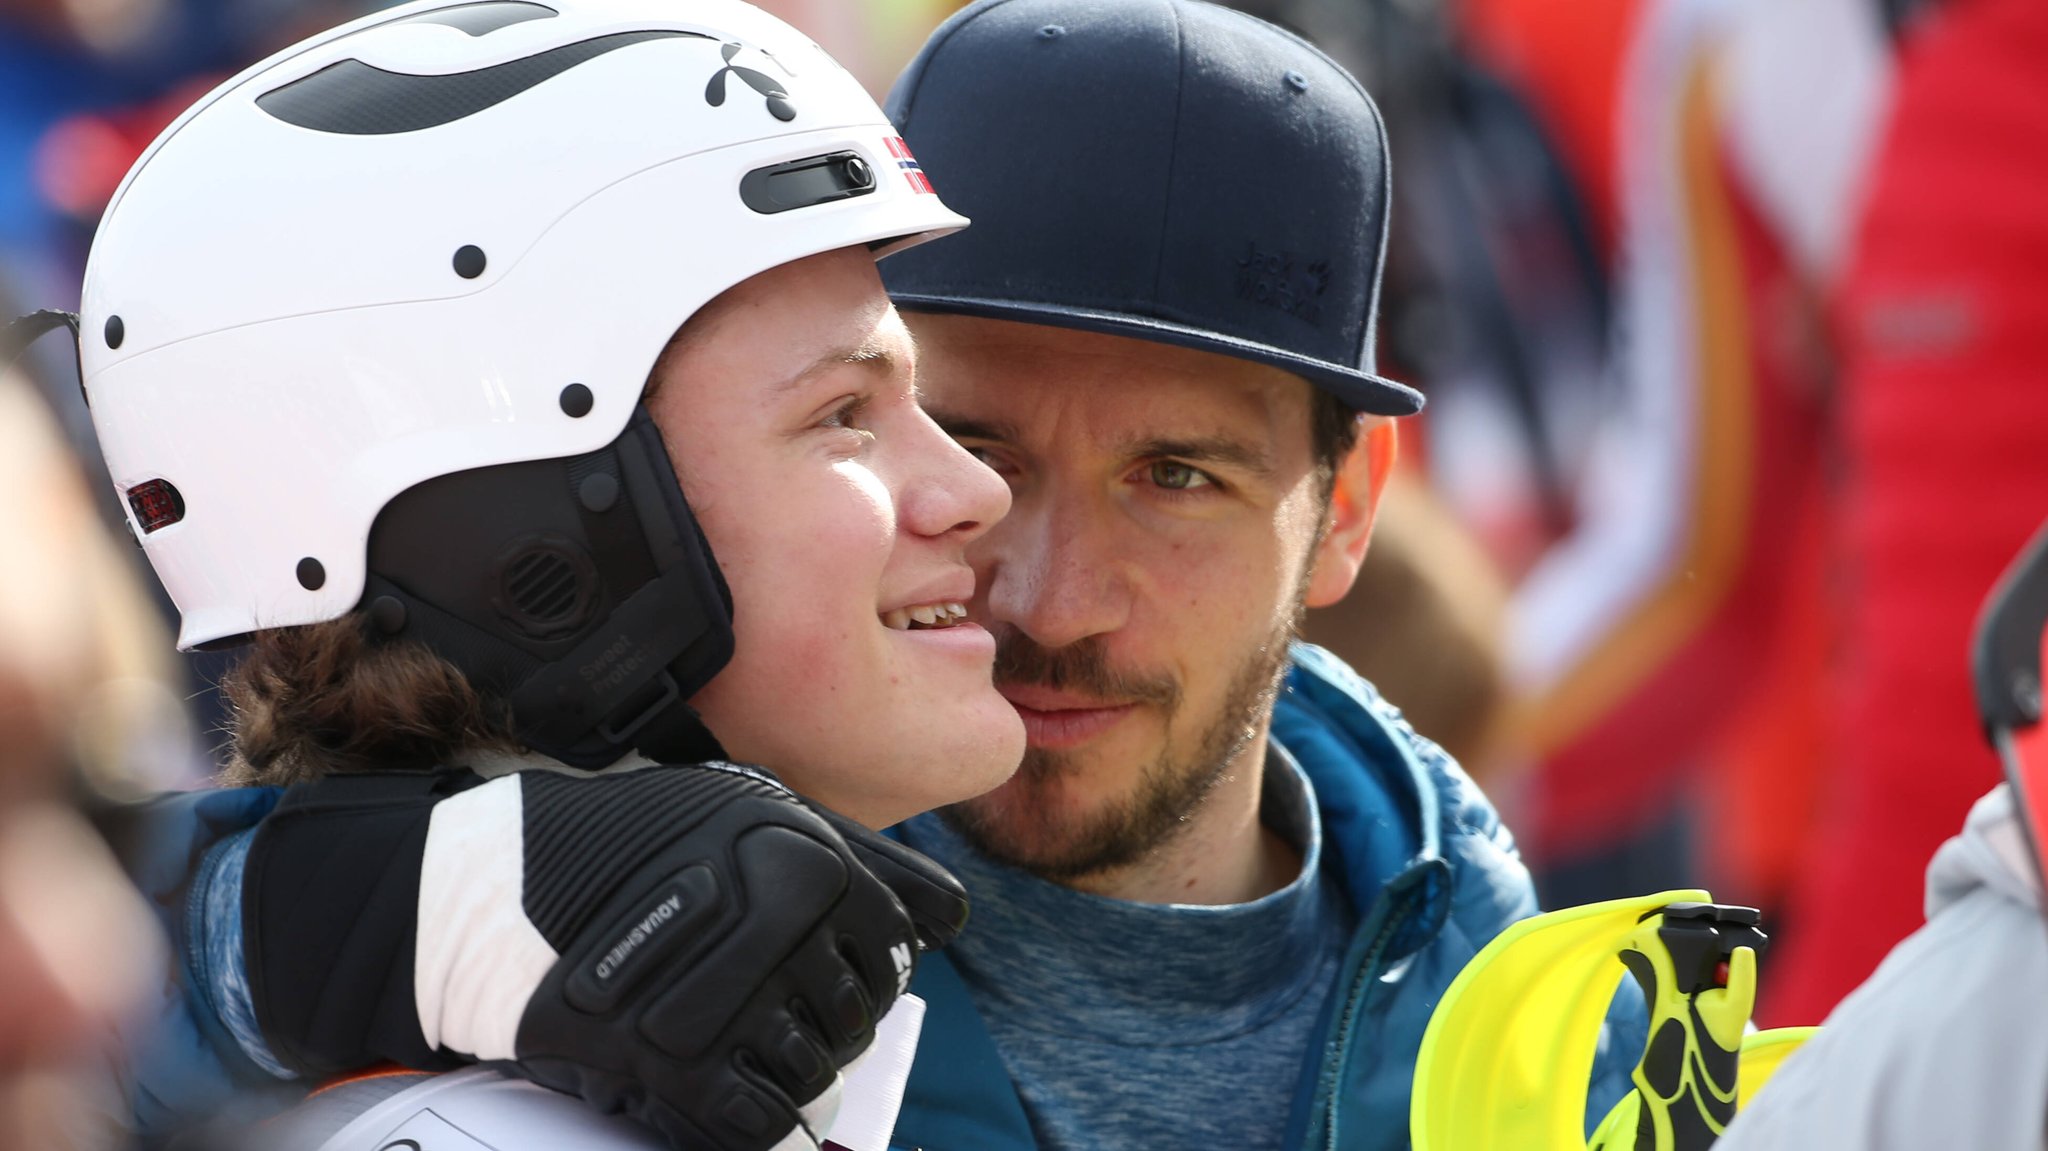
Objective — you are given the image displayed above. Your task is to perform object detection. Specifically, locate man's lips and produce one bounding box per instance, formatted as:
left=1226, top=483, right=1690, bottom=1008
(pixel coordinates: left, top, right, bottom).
left=997, top=685, right=1139, bottom=750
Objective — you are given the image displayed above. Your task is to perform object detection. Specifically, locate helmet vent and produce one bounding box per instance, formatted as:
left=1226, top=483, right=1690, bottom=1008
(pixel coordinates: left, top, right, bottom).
left=498, top=539, right=597, bottom=638
left=254, top=30, right=707, bottom=136
left=396, top=1, right=557, bottom=38
left=508, top=550, right=579, bottom=619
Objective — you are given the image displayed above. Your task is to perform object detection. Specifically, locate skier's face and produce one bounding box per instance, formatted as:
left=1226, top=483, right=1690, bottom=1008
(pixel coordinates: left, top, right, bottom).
left=647, top=248, right=1024, bottom=829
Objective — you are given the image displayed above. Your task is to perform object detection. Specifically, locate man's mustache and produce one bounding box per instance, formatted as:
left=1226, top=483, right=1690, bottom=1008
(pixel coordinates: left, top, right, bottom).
left=993, top=631, right=1180, bottom=711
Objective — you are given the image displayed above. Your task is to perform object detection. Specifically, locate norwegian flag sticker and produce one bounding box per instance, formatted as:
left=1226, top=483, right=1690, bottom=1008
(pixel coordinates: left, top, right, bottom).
left=885, top=136, right=935, bottom=195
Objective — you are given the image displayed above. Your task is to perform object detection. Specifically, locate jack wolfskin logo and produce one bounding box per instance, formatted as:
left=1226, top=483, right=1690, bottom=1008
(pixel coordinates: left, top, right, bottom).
left=1234, top=241, right=1330, bottom=327
left=705, top=41, right=795, bottom=121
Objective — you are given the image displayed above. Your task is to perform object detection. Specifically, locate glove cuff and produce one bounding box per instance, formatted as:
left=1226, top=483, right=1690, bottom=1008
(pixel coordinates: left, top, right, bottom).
left=416, top=776, right=561, bottom=1059
left=243, top=770, right=480, bottom=1076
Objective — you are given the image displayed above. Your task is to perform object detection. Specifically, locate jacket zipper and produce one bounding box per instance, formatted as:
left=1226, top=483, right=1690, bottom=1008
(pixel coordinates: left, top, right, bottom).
left=1316, top=894, right=1412, bottom=1151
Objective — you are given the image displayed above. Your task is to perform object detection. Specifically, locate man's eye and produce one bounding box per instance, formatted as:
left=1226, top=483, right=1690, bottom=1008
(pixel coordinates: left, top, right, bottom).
left=1148, top=461, right=1213, bottom=491
left=955, top=441, right=1015, bottom=476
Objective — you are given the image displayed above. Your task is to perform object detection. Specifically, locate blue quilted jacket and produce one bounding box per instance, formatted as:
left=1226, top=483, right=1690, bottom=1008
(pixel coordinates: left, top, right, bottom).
left=889, top=644, right=1647, bottom=1150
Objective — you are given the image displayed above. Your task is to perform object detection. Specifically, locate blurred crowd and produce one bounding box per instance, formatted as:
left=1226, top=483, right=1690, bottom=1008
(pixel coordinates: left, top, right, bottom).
left=1267, top=0, right=2048, bottom=1029
left=1, top=0, right=2044, bottom=1139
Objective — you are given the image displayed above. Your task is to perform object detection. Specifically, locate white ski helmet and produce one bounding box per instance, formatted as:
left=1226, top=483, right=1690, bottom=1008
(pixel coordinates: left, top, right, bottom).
left=77, top=0, right=966, bottom=766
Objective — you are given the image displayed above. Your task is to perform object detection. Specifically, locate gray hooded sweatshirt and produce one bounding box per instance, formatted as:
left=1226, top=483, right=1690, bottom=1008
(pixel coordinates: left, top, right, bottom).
left=1716, top=785, right=2048, bottom=1151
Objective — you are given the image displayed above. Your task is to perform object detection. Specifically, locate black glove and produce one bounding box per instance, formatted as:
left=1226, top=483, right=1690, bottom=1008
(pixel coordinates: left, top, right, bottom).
left=241, top=762, right=967, bottom=1151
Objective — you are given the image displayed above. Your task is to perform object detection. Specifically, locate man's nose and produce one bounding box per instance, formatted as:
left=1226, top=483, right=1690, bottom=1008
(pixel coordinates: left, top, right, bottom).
left=977, top=488, right=1134, bottom=650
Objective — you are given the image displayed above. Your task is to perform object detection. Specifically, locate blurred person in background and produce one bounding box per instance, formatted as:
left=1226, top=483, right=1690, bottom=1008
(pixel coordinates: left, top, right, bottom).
left=1666, top=0, right=1902, bottom=977
left=1261, top=0, right=1926, bottom=939
left=1719, top=513, right=2048, bottom=1147
left=1716, top=781, right=2048, bottom=1149
left=1494, top=0, right=1854, bottom=910
left=1408, top=0, right=2045, bottom=1038
left=1758, top=0, right=2048, bottom=1027
left=0, top=306, right=177, bottom=1150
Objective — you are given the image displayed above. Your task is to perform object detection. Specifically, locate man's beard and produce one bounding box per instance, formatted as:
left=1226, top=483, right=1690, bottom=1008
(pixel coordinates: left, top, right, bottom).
left=940, top=621, right=1297, bottom=883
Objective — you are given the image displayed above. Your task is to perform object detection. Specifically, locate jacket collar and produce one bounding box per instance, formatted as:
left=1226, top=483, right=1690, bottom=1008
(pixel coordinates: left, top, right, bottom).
left=1271, top=642, right=1454, bottom=962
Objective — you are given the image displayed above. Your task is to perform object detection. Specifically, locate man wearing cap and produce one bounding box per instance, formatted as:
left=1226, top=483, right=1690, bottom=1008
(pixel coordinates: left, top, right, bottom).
left=866, top=2, right=1642, bottom=1147
left=109, top=0, right=1642, bottom=1148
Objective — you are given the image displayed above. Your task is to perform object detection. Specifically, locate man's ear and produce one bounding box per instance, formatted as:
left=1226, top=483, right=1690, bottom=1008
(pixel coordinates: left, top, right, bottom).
left=1305, top=418, right=1396, bottom=609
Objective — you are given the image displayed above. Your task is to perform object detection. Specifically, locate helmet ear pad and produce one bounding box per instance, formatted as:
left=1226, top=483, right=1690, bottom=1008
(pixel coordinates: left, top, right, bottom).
left=362, top=403, right=733, bottom=768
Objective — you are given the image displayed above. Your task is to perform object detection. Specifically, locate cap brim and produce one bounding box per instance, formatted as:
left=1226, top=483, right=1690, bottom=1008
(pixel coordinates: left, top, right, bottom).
left=891, top=293, right=1424, bottom=417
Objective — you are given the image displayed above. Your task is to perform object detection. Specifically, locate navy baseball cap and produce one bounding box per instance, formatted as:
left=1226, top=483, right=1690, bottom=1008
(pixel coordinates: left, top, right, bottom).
left=882, top=0, right=1422, bottom=416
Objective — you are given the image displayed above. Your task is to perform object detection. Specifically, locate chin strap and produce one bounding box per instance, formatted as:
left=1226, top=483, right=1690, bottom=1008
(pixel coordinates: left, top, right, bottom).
left=362, top=404, right=736, bottom=770
left=367, top=566, right=729, bottom=769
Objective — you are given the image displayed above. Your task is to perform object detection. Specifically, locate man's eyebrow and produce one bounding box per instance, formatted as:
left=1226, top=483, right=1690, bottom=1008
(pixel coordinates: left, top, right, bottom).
left=1126, top=434, right=1274, bottom=474
left=927, top=410, right=1020, bottom=444
left=926, top=416, right=1275, bottom=473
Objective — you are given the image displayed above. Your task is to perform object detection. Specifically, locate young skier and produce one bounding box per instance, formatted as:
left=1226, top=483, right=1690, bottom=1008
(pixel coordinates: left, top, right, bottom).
left=68, top=2, right=1017, bottom=1146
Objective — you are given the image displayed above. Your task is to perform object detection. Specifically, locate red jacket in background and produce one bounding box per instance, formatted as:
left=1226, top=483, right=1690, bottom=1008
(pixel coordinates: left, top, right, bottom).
left=1763, top=0, right=2048, bottom=1025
